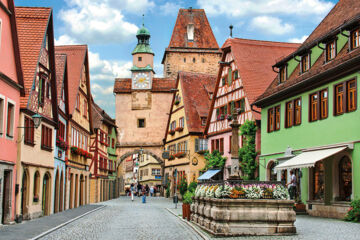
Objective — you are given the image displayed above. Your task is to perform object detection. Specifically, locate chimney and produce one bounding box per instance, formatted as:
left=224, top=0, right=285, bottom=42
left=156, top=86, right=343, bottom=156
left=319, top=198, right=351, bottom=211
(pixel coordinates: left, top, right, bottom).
left=229, top=25, right=233, bottom=38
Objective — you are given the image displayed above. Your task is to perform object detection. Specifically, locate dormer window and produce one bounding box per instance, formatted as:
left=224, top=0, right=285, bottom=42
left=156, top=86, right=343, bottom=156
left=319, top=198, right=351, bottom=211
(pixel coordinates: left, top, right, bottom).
left=326, top=40, right=336, bottom=62
left=201, top=117, right=207, bottom=126
left=138, top=56, right=142, bottom=62
left=351, top=29, right=360, bottom=50
left=187, top=24, right=194, bottom=41
left=279, top=66, right=287, bottom=83
left=301, top=54, right=310, bottom=73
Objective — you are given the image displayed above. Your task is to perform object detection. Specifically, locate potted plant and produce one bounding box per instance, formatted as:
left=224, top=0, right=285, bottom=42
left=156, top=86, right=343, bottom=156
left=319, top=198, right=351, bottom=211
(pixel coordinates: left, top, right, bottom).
left=168, top=130, right=175, bottom=136
left=219, top=114, right=225, bottom=120
left=182, top=191, right=193, bottom=221
left=174, top=99, right=180, bottom=105
left=227, top=114, right=233, bottom=121
left=169, top=154, right=175, bottom=160
left=175, top=152, right=186, bottom=158
left=175, top=127, right=183, bottom=132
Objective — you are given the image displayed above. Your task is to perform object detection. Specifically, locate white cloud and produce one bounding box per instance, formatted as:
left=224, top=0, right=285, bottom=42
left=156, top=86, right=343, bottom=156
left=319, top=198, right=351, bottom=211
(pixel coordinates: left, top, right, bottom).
left=109, top=0, right=155, bottom=14
left=159, top=2, right=183, bottom=16
left=91, top=84, right=114, bottom=95
left=289, top=35, right=309, bottom=43
left=197, top=0, right=334, bottom=17
left=55, top=34, right=78, bottom=45
left=250, top=16, right=294, bottom=35
left=59, top=0, right=139, bottom=44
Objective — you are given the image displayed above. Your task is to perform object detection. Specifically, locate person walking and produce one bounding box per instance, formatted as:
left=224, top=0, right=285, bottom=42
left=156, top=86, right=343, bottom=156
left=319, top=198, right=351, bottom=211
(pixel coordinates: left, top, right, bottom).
left=142, top=186, right=146, bottom=203
left=287, top=170, right=297, bottom=200
left=145, top=184, right=150, bottom=196
left=150, top=186, right=154, bottom=197
left=130, top=183, right=134, bottom=201
left=137, top=183, right=142, bottom=197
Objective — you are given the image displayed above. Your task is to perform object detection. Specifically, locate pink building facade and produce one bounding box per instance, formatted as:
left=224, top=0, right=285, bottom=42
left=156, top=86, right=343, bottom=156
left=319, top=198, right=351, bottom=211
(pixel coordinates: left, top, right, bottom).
left=0, top=0, right=24, bottom=224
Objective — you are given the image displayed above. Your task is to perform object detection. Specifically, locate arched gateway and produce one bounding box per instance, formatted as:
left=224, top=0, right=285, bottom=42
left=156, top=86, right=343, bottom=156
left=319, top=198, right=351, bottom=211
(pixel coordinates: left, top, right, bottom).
left=117, top=149, right=164, bottom=168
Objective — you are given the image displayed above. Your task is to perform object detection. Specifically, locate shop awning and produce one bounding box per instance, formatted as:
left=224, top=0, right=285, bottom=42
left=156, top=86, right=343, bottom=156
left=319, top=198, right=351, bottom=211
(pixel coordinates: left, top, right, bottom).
left=198, top=169, right=221, bottom=180
left=275, top=147, right=347, bottom=170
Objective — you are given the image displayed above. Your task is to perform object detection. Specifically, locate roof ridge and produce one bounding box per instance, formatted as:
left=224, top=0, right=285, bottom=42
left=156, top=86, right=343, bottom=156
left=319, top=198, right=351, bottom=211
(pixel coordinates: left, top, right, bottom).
left=15, top=6, right=52, bottom=10
left=227, top=38, right=301, bottom=46
left=55, top=44, right=87, bottom=48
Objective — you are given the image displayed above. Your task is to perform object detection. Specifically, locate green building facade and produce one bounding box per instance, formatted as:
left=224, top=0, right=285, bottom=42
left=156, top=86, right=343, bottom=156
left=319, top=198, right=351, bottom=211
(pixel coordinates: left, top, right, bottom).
left=254, top=0, right=360, bottom=219
left=107, top=126, right=118, bottom=181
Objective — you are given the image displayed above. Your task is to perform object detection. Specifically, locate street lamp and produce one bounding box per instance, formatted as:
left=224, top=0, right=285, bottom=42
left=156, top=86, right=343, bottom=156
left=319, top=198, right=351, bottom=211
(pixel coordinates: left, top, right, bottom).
left=32, top=113, right=42, bottom=129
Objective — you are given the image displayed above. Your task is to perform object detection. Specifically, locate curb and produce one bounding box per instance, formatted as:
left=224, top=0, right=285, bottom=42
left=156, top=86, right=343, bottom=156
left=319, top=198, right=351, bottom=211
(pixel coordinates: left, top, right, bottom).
left=30, top=205, right=106, bottom=240
left=166, top=208, right=209, bottom=240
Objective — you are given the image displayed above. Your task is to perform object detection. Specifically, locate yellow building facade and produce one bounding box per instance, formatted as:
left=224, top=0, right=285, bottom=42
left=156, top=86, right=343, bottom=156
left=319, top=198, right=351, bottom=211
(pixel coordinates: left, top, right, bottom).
left=138, top=153, right=162, bottom=187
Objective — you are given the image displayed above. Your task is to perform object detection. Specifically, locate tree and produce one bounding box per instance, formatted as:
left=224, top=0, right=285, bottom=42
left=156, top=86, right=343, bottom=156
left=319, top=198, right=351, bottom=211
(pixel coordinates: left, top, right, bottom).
left=238, top=120, right=258, bottom=180
left=203, top=150, right=227, bottom=171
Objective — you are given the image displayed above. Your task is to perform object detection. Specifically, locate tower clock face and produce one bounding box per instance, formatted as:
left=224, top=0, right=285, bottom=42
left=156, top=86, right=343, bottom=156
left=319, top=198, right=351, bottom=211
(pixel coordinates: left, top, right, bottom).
left=133, top=72, right=151, bottom=89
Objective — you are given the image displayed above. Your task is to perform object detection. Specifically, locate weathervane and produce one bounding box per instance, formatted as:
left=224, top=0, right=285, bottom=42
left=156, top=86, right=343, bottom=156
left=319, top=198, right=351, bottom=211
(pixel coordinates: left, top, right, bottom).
left=142, top=14, right=145, bottom=26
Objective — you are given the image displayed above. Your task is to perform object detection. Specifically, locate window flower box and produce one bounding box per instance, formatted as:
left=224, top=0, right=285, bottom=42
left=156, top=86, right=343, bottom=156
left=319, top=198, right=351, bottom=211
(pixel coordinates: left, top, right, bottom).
left=168, top=130, right=176, bottom=136
left=196, top=150, right=207, bottom=155
left=169, top=155, right=175, bottom=160
left=56, top=136, right=68, bottom=151
left=174, top=100, right=180, bottom=105
left=71, top=146, right=93, bottom=159
left=175, top=127, right=183, bottom=132
left=175, top=152, right=186, bottom=158
left=226, top=114, right=233, bottom=121
left=219, top=114, right=225, bottom=120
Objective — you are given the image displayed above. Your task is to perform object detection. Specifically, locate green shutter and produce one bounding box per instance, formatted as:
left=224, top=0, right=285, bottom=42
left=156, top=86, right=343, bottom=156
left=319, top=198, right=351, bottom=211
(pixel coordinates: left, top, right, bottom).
left=224, top=105, right=228, bottom=115
left=222, top=78, right=225, bottom=86
left=216, top=108, right=220, bottom=117
left=228, top=68, right=232, bottom=85
left=231, top=101, right=235, bottom=114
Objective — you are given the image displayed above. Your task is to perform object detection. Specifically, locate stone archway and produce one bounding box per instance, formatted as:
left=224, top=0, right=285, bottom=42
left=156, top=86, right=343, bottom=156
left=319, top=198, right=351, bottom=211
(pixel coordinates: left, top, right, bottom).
left=42, top=172, right=51, bottom=216
left=117, top=149, right=164, bottom=168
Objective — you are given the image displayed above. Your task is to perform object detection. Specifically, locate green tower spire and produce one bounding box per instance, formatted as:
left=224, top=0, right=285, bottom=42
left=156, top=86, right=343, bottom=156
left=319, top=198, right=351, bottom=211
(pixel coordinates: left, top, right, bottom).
left=132, top=14, right=154, bottom=55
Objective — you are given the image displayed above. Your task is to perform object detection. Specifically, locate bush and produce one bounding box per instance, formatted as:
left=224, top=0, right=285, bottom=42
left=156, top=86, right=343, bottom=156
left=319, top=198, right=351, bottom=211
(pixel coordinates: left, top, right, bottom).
left=188, top=181, right=197, bottom=193
left=239, top=120, right=258, bottom=180
left=345, top=199, right=360, bottom=222
left=166, top=181, right=170, bottom=198
left=179, top=178, right=188, bottom=197
left=183, top=191, right=194, bottom=204
left=203, top=150, right=227, bottom=171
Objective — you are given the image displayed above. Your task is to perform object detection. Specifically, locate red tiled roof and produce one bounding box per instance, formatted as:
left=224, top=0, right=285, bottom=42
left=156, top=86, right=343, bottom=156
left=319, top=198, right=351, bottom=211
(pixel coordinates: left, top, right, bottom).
left=91, top=100, right=116, bottom=129
left=255, top=0, right=360, bottom=106
left=15, top=7, right=51, bottom=108
left=303, top=0, right=360, bottom=46
left=223, top=38, right=300, bottom=105
left=55, top=53, right=66, bottom=104
left=113, top=78, right=176, bottom=93
left=167, top=9, right=219, bottom=49
left=55, top=45, right=87, bottom=114
left=179, top=72, right=216, bottom=133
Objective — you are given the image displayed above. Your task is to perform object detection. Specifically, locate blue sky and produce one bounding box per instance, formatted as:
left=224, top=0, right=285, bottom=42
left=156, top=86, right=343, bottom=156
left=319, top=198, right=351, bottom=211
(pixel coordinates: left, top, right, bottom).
left=15, top=0, right=338, bottom=117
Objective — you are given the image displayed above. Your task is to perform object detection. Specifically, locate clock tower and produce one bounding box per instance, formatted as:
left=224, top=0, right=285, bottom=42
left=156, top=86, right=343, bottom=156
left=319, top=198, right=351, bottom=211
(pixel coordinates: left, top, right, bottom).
left=131, top=22, right=154, bottom=90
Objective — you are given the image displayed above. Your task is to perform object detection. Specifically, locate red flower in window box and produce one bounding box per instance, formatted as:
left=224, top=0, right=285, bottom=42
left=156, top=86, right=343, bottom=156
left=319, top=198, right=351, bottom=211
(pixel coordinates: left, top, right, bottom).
left=169, top=155, right=175, bottom=160
left=175, top=127, right=183, bottom=132
left=175, top=152, right=186, bottom=158
left=168, top=130, right=175, bottom=135
left=56, top=136, right=69, bottom=150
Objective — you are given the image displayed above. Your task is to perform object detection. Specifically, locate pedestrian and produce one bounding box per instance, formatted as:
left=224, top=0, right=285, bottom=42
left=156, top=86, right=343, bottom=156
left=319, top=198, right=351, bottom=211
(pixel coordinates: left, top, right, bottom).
left=287, top=170, right=297, bottom=200
left=130, top=183, right=134, bottom=201
left=150, top=186, right=154, bottom=197
left=137, top=183, right=142, bottom=197
left=145, top=184, right=150, bottom=196
left=142, top=187, right=146, bottom=203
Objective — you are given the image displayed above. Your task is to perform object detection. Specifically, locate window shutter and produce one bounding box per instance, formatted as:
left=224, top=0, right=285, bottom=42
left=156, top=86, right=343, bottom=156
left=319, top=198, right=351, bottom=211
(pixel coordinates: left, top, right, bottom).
left=195, top=138, right=199, bottom=152
left=228, top=68, right=232, bottom=85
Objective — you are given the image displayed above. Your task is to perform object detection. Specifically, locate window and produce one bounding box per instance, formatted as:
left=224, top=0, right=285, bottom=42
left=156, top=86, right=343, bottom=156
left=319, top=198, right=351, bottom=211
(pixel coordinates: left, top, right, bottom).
left=195, top=138, right=208, bottom=152
left=201, top=117, right=207, bottom=126
left=301, top=54, right=310, bottom=73
left=233, top=70, right=238, bottom=80
left=335, top=83, right=344, bottom=115
left=235, top=98, right=245, bottom=113
left=220, top=138, right=224, bottom=154
left=41, top=125, right=52, bottom=150
left=339, top=156, right=352, bottom=201
left=152, top=169, right=161, bottom=176
left=83, top=99, right=88, bottom=118
left=187, top=24, right=194, bottom=41
left=347, top=79, right=357, bottom=112
left=138, top=118, right=145, bottom=128
left=221, top=77, right=226, bottom=87
left=38, top=75, right=46, bottom=106
left=312, top=161, right=324, bottom=200
left=76, top=94, right=80, bottom=110
left=6, top=102, right=14, bottom=137
left=177, top=141, right=187, bottom=153
left=0, top=97, right=3, bottom=135
left=268, top=108, right=274, bottom=132
left=320, top=90, right=328, bottom=119
left=285, top=101, right=293, bottom=128
left=24, top=116, right=34, bottom=145
left=170, top=120, right=176, bottom=130
left=33, top=171, right=40, bottom=200
left=294, top=98, right=301, bottom=125
left=310, top=93, right=318, bottom=121
left=138, top=56, right=142, bottom=61
left=351, top=29, right=359, bottom=50
left=58, top=121, right=65, bottom=139
left=275, top=106, right=280, bottom=131
left=326, top=40, right=336, bottom=62
left=112, top=138, right=115, bottom=148
left=179, top=117, right=184, bottom=128
left=229, top=136, right=232, bottom=152
left=183, top=58, right=186, bottom=63
left=279, top=66, right=286, bottom=83
left=193, top=58, right=196, bottom=63
left=202, top=58, right=205, bottom=63
left=228, top=68, right=232, bottom=85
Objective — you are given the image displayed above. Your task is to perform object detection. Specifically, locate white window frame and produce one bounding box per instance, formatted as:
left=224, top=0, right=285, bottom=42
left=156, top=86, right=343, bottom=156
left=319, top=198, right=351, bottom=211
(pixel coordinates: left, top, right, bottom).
left=5, top=98, right=16, bottom=139
left=0, top=94, right=5, bottom=137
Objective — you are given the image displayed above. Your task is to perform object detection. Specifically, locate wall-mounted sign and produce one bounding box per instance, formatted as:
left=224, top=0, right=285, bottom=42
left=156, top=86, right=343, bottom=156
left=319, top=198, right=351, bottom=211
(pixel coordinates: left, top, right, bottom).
left=192, top=157, right=198, bottom=166
left=162, top=151, right=170, bottom=159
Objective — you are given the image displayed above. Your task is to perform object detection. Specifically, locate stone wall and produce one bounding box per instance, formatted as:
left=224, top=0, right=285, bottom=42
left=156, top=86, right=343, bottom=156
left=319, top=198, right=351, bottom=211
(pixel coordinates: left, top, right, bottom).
left=163, top=51, right=221, bottom=79
left=191, top=197, right=296, bottom=236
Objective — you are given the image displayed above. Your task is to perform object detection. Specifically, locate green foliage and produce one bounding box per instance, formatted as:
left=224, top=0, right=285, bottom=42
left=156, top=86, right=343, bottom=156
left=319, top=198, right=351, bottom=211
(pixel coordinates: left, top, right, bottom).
left=166, top=181, right=170, bottom=198
left=345, top=199, right=360, bottom=222
left=203, top=150, right=227, bottom=171
left=188, top=181, right=198, bottom=193
left=183, top=191, right=194, bottom=204
left=238, top=120, right=258, bottom=180
left=179, top=178, right=188, bottom=197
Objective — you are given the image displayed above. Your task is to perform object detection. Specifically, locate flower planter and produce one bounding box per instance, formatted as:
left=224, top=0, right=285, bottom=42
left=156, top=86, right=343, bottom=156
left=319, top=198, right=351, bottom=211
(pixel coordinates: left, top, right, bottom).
left=182, top=203, right=190, bottom=220
left=174, top=100, right=180, bottom=105
left=191, top=197, right=296, bottom=236
left=196, top=150, right=207, bottom=155
left=219, top=115, right=225, bottom=120
left=175, top=152, right=186, bottom=158
left=169, top=155, right=175, bottom=160
left=168, top=130, right=175, bottom=136
left=175, top=127, right=183, bottom=132
left=227, top=115, right=233, bottom=121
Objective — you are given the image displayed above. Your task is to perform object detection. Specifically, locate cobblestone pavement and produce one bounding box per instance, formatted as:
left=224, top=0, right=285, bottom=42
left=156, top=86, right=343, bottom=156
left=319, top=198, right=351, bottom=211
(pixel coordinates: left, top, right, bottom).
left=40, top=196, right=203, bottom=240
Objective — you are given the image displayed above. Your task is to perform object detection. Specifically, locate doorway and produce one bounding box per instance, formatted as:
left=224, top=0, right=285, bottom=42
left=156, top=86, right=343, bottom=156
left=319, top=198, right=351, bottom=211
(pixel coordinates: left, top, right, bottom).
left=2, top=170, right=12, bottom=224
left=79, top=175, right=84, bottom=206
left=59, top=172, right=64, bottom=212
left=54, top=170, right=59, bottom=213
left=21, top=170, right=29, bottom=219
left=42, top=172, right=51, bottom=216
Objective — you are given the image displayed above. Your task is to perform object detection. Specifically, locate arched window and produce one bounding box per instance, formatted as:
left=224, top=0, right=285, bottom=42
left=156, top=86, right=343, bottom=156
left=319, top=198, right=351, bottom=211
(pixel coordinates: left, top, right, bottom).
left=33, top=171, right=40, bottom=202
left=313, top=161, right=324, bottom=200
left=267, top=161, right=277, bottom=181
left=339, top=156, right=352, bottom=201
